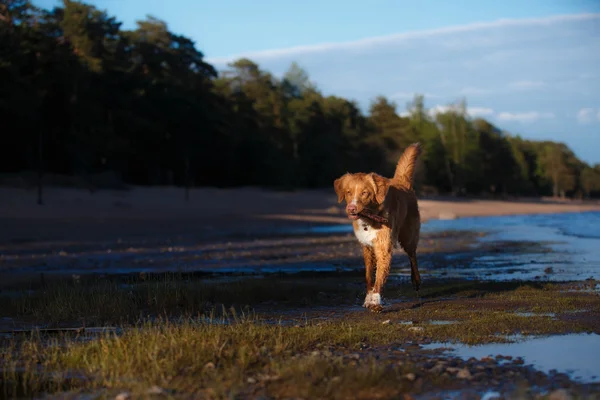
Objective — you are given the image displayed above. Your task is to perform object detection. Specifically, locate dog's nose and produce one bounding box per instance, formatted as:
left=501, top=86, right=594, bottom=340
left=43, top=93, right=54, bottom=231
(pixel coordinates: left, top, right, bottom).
left=347, top=204, right=357, bottom=214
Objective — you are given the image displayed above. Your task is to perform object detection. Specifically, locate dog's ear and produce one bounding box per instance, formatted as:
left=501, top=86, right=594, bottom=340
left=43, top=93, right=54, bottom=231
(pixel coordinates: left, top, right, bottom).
left=369, top=173, right=389, bottom=204
left=333, top=174, right=349, bottom=203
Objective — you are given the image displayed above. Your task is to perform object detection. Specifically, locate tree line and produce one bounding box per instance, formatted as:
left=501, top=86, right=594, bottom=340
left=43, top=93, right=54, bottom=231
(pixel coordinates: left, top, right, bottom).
left=2, top=0, right=600, bottom=199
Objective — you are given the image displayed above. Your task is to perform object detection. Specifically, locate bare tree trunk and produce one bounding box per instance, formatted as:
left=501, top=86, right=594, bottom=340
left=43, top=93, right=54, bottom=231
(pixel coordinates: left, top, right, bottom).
left=37, top=125, right=44, bottom=205
left=184, top=155, right=190, bottom=202
left=552, top=169, right=559, bottom=198
left=438, top=129, right=455, bottom=194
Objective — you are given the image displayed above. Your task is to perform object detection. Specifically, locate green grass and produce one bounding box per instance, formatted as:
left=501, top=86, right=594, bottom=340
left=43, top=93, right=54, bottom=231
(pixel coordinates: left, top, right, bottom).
left=1, top=315, right=425, bottom=399
left=1, top=310, right=594, bottom=399
left=0, top=274, right=365, bottom=326
left=1, top=276, right=599, bottom=399
left=4, top=272, right=598, bottom=328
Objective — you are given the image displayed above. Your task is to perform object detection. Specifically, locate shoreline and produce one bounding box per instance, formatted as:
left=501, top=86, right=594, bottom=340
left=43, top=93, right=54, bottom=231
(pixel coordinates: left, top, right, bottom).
left=1, top=186, right=599, bottom=244
left=2, top=190, right=599, bottom=398
left=1, top=186, right=599, bottom=218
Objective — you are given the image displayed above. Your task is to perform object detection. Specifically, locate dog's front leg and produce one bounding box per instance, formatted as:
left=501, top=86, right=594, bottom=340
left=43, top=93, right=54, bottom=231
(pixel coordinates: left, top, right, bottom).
left=367, top=230, right=393, bottom=312
left=362, top=245, right=376, bottom=307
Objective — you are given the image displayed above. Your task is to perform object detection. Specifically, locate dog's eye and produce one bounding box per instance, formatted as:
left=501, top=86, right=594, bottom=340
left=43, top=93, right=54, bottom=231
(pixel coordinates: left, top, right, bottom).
left=362, top=191, right=368, bottom=196
left=346, top=190, right=351, bottom=194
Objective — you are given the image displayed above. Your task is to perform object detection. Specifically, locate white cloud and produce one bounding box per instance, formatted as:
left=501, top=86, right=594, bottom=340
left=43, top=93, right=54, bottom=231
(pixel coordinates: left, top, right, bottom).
left=207, top=13, right=600, bottom=64
left=577, top=108, right=595, bottom=124
left=468, top=107, right=495, bottom=117
left=427, top=105, right=495, bottom=118
left=509, top=80, right=546, bottom=89
left=496, top=111, right=555, bottom=123
left=428, top=105, right=453, bottom=116
left=203, top=13, right=600, bottom=164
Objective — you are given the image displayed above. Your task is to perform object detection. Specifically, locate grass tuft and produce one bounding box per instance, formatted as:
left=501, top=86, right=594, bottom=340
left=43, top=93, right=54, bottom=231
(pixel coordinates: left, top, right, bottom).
left=1, top=275, right=599, bottom=398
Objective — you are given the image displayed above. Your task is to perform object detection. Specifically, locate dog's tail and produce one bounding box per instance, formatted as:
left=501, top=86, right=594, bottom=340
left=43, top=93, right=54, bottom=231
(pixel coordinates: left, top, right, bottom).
left=392, top=142, right=422, bottom=189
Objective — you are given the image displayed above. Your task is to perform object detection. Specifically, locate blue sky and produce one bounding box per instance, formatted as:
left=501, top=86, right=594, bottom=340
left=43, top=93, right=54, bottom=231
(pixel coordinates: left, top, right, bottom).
left=34, top=0, right=600, bottom=164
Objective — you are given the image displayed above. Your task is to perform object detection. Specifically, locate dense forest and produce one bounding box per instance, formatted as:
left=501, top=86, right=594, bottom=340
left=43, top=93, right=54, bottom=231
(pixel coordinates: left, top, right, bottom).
left=1, top=0, right=600, bottom=198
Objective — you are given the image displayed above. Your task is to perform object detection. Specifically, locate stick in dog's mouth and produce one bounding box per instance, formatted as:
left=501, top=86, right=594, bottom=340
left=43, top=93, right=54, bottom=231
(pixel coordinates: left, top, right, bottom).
left=358, top=211, right=388, bottom=224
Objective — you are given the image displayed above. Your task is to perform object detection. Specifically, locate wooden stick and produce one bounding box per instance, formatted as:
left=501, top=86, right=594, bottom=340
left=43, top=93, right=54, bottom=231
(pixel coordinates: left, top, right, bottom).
left=358, top=211, right=388, bottom=224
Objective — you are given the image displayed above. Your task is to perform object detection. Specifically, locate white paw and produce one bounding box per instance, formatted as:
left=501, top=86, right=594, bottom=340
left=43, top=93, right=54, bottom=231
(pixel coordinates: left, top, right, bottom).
left=363, top=292, right=382, bottom=308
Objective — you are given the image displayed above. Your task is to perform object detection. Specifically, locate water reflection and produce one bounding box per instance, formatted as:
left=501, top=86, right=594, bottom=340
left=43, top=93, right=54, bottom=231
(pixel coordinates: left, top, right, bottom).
left=423, top=333, right=600, bottom=383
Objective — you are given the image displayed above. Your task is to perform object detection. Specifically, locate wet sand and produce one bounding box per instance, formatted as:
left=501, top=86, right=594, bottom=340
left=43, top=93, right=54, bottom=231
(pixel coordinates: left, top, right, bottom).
left=1, top=186, right=599, bottom=244
left=1, top=186, right=600, bottom=398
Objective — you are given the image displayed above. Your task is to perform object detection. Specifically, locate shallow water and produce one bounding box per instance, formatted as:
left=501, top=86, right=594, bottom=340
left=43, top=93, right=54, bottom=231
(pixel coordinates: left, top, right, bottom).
left=2, top=211, right=599, bottom=282
left=419, top=211, right=600, bottom=281
left=423, top=333, right=600, bottom=383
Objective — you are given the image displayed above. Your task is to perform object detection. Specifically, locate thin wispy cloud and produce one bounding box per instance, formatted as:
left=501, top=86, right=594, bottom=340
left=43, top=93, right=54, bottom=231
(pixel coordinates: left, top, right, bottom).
left=428, top=105, right=454, bottom=116
left=497, top=111, right=555, bottom=123
left=208, top=13, right=600, bottom=163
left=426, top=107, right=547, bottom=122
left=468, top=107, right=495, bottom=117
left=426, top=105, right=494, bottom=118
left=577, top=108, right=595, bottom=124
left=207, top=14, right=599, bottom=64
left=577, top=107, right=600, bottom=124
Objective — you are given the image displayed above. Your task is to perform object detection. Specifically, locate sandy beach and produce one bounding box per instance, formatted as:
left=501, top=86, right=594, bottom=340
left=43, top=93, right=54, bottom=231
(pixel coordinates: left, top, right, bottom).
left=1, top=186, right=599, bottom=244
left=2, top=186, right=600, bottom=399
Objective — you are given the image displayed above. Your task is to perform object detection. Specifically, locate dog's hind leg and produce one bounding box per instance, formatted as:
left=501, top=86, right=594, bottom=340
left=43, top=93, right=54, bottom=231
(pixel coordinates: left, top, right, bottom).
left=399, top=219, right=421, bottom=292
left=406, top=248, right=421, bottom=292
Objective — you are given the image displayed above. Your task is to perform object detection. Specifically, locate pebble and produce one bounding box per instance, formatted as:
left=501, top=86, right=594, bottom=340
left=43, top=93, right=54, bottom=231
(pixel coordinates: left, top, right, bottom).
left=447, top=359, right=459, bottom=367
left=548, top=389, right=573, bottom=400
left=203, top=362, right=215, bottom=370
left=115, top=393, right=131, bottom=400
left=473, top=372, right=486, bottom=380
left=257, top=374, right=281, bottom=382
left=146, top=386, right=166, bottom=395
left=430, top=362, right=445, bottom=374
left=456, top=368, right=472, bottom=380
left=405, top=372, right=417, bottom=381
left=382, top=319, right=391, bottom=325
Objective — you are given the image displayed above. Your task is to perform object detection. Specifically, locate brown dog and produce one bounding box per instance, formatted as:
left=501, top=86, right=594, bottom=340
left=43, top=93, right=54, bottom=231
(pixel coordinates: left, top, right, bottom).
left=333, top=143, right=422, bottom=311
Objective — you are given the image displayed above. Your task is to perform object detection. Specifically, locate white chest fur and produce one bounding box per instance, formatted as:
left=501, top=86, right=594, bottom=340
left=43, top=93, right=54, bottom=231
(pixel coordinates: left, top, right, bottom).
left=353, top=219, right=378, bottom=247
